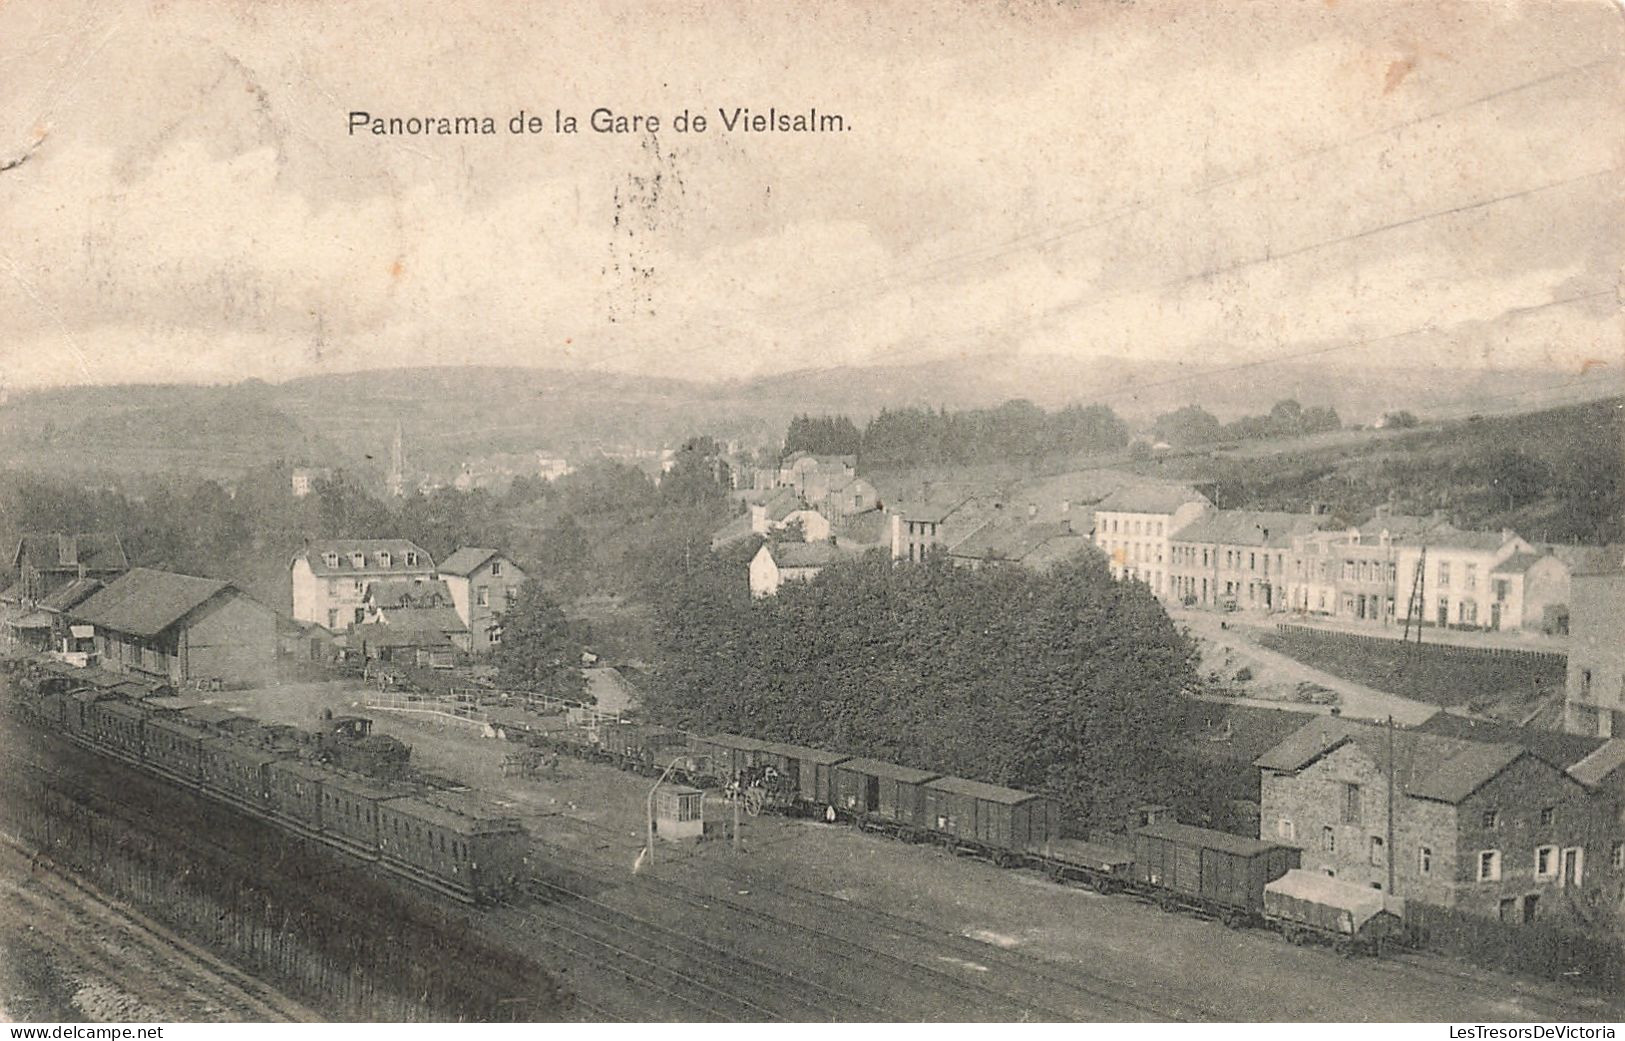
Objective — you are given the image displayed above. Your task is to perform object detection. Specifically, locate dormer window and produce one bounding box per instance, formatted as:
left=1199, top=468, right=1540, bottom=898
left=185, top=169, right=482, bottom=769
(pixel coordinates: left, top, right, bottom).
left=405, top=552, right=420, bottom=567
left=323, top=552, right=340, bottom=569
left=490, top=560, right=503, bottom=577
left=378, top=552, right=392, bottom=568
left=351, top=552, right=366, bottom=568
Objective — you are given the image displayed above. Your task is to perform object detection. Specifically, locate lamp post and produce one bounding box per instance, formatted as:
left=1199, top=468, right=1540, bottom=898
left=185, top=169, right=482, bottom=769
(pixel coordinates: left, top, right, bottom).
left=645, top=756, right=687, bottom=867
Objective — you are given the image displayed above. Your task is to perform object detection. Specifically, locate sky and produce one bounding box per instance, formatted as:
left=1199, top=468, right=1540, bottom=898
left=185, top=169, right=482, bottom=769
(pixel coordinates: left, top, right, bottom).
left=0, top=0, right=1621, bottom=390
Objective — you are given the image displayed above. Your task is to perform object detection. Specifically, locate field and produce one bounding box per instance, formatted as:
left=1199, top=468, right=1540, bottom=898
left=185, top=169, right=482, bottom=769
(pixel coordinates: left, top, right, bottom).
left=1256, top=626, right=1566, bottom=712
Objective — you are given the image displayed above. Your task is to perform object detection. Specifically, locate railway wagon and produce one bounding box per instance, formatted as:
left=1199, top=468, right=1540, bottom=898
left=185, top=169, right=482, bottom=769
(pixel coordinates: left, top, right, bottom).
left=88, top=698, right=147, bottom=761
left=600, top=722, right=690, bottom=773
left=321, top=773, right=398, bottom=857
left=1039, top=837, right=1137, bottom=891
left=145, top=715, right=210, bottom=783
left=377, top=794, right=526, bottom=903
left=200, top=737, right=279, bottom=808
left=266, top=759, right=331, bottom=833
left=1263, top=870, right=1406, bottom=955
left=1134, top=822, right=1301, bottom=923
left=832, top=758, right=940, bottom=829
left=34, top=689, right=70, bottom=727
left=688, top=733, right=776, bottom=782
left=922, top=777, right=1061, bottom=857
left=755, top=741, right=849, bottom=809
left=64, top=688, right=113, bottom=735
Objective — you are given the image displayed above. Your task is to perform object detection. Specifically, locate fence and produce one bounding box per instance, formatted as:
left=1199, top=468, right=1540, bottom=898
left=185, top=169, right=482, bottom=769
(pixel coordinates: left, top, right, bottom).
left=449, top=687, right=626, bottom=728
left=361, top=688, right=490, bottom=727
left=1406, top=901, right=1623, bottom=993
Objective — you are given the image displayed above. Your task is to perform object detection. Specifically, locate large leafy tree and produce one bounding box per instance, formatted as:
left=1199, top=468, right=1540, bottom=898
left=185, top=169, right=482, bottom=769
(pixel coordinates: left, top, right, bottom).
left=492, top=579, right=587, bottom=700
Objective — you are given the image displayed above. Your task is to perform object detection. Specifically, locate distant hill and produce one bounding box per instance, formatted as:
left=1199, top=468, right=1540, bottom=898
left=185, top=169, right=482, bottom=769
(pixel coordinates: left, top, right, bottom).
left=0, top=356, right=1616, bottom=483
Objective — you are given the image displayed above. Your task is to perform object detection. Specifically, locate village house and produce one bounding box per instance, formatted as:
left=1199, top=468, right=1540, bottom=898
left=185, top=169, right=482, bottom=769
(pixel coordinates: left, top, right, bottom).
left=945, top=519, right=1092, bottom=572
left=1394, top=529, right=1534, bottom=632
left=782, top=509, right=833, bottom=543
left=807, top=472, right=881, bottom=521
left=710, top=488, right=803, bottom=550
left=1092, top=484, right=1211, bottom=599
left=69, top=567, right=278, bottom=688
left=9, top=532, right=129, bottom=604
left=749, top=541, right=851, bottom=597
left=1256, top=716, right=1621, bottom=925
left=289, top=540, right=436, bottom=632
left=778, top=453, right=856, bottom=496
left=1168, top=510, right=1323, bottom=611
left=888, top=494, right=991, bottom=563
left=1564, top=560, right=1625, bottom=738
left=1286, top=511, right=1456, bottom=623
left=354, top=576, right=471, bottom=667
left=436, top=547, right=526, bottom=653
left=290, top=467, right=332, bottom=498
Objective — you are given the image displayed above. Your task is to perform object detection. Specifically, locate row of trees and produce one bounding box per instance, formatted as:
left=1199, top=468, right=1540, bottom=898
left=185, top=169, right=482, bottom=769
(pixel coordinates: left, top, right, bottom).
left=1152, top=399, right=1341, bottom=447
left=641, top=548, right=1198, bottom=828
left=853, top=401, right=1129, bottom=468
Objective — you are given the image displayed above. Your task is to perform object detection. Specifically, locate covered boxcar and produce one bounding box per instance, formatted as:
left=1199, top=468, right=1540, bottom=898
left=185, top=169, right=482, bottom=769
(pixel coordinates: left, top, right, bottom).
left=755, top=741, right=849, bottom=810
left=1134, top=822, right=1300, bottom=923
left=832, top=757, right=940, bottom=830
left=266, top=759, right=330, bottom=833
left=600, top=722, right=691, bottom=774
left=1264, top=870, right=1406, bottom=955
left=688, top=734, right=775, bottom=782
left=146, top=715, right=210, bottom=784
left=922, top=777, right=1060, bottom=859
left=201, top=737, right=279, bottom=809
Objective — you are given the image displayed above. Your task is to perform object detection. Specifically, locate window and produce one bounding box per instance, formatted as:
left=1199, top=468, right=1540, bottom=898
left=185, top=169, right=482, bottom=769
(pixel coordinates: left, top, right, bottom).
left=476, top=587, right=490, bottom=607
left=323, top=551, right=340, bottom=568
left=1482, top=809, right=1499, bottom=829
left=1581, top=669, right=1593, bottom=698
left=490, top=560, right=503, bottom=576
left=1536, top=845, right=1557, bottom=879
left=1438, top=562, right=1451, bottom=588
left=505, top=588, right=518, bottom=607
left=351, top=552, right=366, bottom=568
left=1342, top=783, right=1362, bottom=825
left=1418, top=846, right=1432, bottom=875
left=1612, top=842, right=1623, bottom=871
left=1540, top=807, right=1555, bottom=827
left=327, top=609, right=338, bottom=629
left=1369, top=836, right=1385, bottom=867
left=1276, top=819, right=1295, bottom=841
left=1322, top=826, right=1335, bottom=853
left=1477, top=849, right=1502, bottom=882
left=1465, top=563, right=1477, bottom=590
left=406, top=551, right=420, bottom=567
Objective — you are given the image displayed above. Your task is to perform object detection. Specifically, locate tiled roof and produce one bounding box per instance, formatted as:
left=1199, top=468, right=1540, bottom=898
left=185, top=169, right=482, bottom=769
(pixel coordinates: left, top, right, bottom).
left=294, top=540, right=434, bottom=576
left=1405, top=742, right=1526, bottom=803
left=13, top=532, right=128, bottom=573
left=366, top=578, right=455, bottom=610
left=39, top=578, right=104, bottom=613
left=1568, top=740, right=1625, bottom=788
left=437, top=547, right=503, bottom=576
left=769, top=541, right=850, bottom=569
left=1490, top=552, right=1548, bottom=575
left=1170, top=510, right=1323, bottom=548
left=71, top=568, right=249, bottom=639
left=1356, top=513, right=1455, bottom=540
left=371, top=605, right=467, bottom=636
left=948, top=521, right=1087, bottom=565
left=890, top=495, right=978, bottom=524
left=1413, top=713, right=1604, bottom=770
left=1415, top=530, right=1521, bottom=552
left=1096, top=484, right=1210, bottom=516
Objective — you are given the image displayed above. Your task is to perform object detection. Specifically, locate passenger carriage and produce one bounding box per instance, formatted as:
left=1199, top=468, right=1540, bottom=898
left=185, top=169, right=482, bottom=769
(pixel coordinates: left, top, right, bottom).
left=200, top=736, right=279, bottom=810
left=145, top=715, right=210, bottom=784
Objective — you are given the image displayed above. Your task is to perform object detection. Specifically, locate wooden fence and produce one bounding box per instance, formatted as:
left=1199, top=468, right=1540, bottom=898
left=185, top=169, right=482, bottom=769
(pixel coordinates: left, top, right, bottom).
left=1407, top=901, right=1623, bottom=993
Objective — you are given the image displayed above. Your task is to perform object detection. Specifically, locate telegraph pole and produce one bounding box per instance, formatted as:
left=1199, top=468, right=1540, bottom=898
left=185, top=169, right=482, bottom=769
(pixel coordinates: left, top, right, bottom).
left=1387, top=714, right=1398, bottom=895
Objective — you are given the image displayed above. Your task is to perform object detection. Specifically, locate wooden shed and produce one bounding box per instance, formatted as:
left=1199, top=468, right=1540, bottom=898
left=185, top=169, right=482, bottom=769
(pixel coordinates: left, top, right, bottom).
left=832, top=757, right=940, bottom=828
left=1134, top=821, right=1300, bottom=917
left=923, top=776, right=1060, bottom=852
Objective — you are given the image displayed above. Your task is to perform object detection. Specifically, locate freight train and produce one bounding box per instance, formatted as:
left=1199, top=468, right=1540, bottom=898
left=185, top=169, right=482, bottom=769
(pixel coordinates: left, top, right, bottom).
left=7, top=659, right=527, bottom=904
left=536, top=718, right=1405, bottom=953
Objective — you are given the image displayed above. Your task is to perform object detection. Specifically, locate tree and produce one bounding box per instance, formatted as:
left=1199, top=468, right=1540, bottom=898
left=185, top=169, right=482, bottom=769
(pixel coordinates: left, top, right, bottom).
left=535, top=513, right=593, bottom=603
left=1382, top=410, right=1420, bottom=429
left=492, top=580, right=588, bottom=699
left=1152, top=405, right=1222, bottom=446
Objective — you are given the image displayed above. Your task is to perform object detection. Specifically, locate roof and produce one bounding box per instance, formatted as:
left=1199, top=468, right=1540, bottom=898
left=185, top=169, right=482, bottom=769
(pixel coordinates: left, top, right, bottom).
left=294, top=540, right=434, bottom=576
left=39, top=578, right=104, bottom=613
left=1256, top=716, right=1558, bottom=805
left=890, top=495, right=977, bottom=524
left=759, top=488, right=802, bottom=522
left=767, top=541, right=849, bottom=569
left=834, top=508, right=890, bottom=547
left=1356, top=513, right=1456, bottom=541
left=1491, top=551, right=1553, bottom=576
left=146, top=716, right=210, bottom=740
left=1096, top=484, right=1210, bottom=516
left=947, top=521, right=1087, bottom=564
left=1266, top=869, right=1403, bottom=928
left=199, top=736, right=280, bottom=765
left=1412, top=714, right=1604, bottom=770
left=836, top=757, right=940, bottom=785
left=366, top=578, right=455, bottom=609
left=12, top=532, right=129, bottom=574
left=1567, top=740, right=1625, bottom=788
left=1418, top=530, right=1521, bottom=552
left=710, top=510, right=758, bottom=547
left=437, top=547, right=505, bottom=576
left=1137, top=821, right=1286, bottom=857
left=697, top=733, right=775, bottom=753
left=385, top=795, right=518, bottom=835
left=269, top=759, right=334, bottom=783
left=926, top=775, right=1040, bottom=805
left=757, top=740, right=850, bottom=766
left=71, top=568, right=252, bottom=639
left=1169, top=510, right=1323, bottom=548
left=1544, top=544, right=1625, bottom=576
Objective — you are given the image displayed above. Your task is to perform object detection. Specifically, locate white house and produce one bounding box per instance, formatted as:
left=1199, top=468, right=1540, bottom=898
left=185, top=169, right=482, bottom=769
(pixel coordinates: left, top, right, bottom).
left=290, top=540, right=435, bottom=632
left=1394, top=530, right=1534, bottom=630
left=749, top=542, right=849, bottom=597
left=1092, top=484, right=1211, bottom=599
left=436, top=547, right=527, bottom=653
